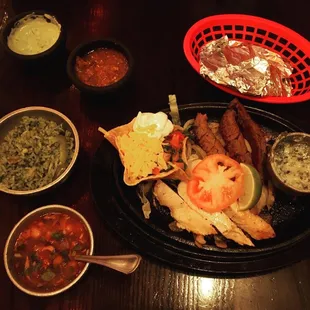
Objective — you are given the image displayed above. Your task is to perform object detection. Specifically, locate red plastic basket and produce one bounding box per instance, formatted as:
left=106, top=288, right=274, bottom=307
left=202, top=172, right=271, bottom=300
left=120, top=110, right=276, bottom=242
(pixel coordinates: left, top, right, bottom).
left=183, top=14, right=310, bottom=104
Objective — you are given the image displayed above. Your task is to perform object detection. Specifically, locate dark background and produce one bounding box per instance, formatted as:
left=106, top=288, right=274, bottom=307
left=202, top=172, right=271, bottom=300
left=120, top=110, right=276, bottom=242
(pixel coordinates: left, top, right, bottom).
left=1, top=0, right=310, bottom=309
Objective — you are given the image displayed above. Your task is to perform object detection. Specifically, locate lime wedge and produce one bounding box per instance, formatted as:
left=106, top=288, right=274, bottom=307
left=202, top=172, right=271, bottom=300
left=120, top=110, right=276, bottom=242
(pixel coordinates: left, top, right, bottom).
left=238, top=163, right=263, bottom=211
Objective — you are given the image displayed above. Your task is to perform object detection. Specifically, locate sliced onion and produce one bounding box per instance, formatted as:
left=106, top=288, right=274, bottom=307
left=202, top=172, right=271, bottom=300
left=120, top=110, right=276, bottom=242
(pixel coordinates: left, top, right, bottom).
left=191, top=144, right=207, bottom=159
left=168, top=94, right=181, bottom=125
left=244, top=139, right=252, bottom=153
left=183, top=119, right=194, bottom=131
left=137, top=182, right=153, bottom=219
left=267, top=181, right=275, bottom=209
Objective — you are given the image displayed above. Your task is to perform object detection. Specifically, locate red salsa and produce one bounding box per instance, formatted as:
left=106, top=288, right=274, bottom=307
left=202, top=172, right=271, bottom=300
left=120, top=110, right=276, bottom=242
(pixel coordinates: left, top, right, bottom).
left=75, top=48, right=129, bottom=87
left=12, top=212, right=90, bottom=291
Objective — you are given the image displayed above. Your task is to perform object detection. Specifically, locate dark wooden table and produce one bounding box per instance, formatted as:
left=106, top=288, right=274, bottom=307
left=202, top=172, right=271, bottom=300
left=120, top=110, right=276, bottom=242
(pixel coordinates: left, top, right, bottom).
left=1, top=0, right=310, bottom=309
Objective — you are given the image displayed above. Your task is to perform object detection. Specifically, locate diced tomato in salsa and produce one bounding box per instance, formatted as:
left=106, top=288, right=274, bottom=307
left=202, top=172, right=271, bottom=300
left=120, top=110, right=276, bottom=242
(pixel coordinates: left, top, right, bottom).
left=12, top=212, right=90, bottom=291
left=169, top=131, right=185, bottom=150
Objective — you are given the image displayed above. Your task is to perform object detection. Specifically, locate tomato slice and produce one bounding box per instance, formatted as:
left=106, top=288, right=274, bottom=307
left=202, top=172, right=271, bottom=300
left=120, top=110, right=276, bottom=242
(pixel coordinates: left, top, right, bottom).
left=187, top=154, right=244, bottom=213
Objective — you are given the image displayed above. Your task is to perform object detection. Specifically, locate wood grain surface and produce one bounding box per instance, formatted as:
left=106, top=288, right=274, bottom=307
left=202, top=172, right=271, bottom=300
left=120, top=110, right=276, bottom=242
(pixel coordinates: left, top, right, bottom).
left=1, top=0, right=310, bottom=309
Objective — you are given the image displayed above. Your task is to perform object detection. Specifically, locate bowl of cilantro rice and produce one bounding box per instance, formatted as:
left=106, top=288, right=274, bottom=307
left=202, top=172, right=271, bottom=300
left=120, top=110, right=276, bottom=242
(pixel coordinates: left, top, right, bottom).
left=0, top=107, right=79, bottom=195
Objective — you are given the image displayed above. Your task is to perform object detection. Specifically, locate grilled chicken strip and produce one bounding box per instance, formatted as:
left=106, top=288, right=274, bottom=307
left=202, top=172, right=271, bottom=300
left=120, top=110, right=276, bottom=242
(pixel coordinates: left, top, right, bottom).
left=224, top=203, right=275, bottom=240
left=154, top=180, right=216, bottom=236
left=220, top=109, right=252, bottom=165
left=229, top=98, right=266, bottom=176
left=194, top=113, right=226, bottom=155
left=178, top=182, right=254, bottom=246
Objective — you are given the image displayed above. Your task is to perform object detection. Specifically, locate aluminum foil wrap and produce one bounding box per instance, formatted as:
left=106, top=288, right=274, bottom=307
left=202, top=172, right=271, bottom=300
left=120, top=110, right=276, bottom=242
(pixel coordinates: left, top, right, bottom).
left=200, top=36, right=293, bottom=97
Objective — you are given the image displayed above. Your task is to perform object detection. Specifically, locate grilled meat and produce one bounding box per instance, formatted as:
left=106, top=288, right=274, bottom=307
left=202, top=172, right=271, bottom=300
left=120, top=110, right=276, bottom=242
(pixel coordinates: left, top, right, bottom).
left=229, top=98, right=266, bottom=176
left=154, top=180, right=217, bottom=236
left=220, top=109, right=252, bottom=164
left=178, top=182, right=254, bottom=246
left=194, top=113, right=226, bottom=155
left=224, top=203, right=275, bottom=240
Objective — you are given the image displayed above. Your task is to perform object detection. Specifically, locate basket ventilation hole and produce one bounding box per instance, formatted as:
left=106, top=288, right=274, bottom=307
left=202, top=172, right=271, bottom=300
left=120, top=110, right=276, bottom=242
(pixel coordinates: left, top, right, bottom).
left=203, top=28, right=211, bottom=36
left=194, top=47, right=199, bottom=57
left=257, top=28, right=267, bottom=36
left=213, top=25, right=221, bottom=32
left=198, top=40, right=204, bottom=48
left=275, top=45, right=282, bottom=52
left=246, top=26, right=255, bottom=33
left=279, top=37, right=288, bottom=45
left=297, top=50, right=305, bottom=59
left=290, top=56, right=298, bottom=64
left=297, top=62, right=305, bottom=71
left=268, top=32, right=278, bottom=40
left=288, top=43, right=297, bottom=51
left=265, top=40, right=274, bottom=48
left=254, top=37, right=263, bottom=44
left=196, top=32, right=202, bottom=41
left=298, top=82, right=304, bottom=89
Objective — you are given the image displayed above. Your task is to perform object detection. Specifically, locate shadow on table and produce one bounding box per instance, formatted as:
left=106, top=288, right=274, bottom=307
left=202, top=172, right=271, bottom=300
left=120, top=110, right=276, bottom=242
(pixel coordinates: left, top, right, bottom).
left=78, top=79, right=137, bottom=127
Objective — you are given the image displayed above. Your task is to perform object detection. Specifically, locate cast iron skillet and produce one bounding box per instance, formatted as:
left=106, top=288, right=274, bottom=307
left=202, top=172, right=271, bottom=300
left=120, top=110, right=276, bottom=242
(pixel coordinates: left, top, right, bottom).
left=90, top=103, right=310, bottom=275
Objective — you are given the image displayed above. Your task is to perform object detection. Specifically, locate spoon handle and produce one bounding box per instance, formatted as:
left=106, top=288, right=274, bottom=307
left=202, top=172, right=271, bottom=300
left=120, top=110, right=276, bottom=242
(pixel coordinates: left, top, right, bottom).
left=74, top=254, right=142, bottom=275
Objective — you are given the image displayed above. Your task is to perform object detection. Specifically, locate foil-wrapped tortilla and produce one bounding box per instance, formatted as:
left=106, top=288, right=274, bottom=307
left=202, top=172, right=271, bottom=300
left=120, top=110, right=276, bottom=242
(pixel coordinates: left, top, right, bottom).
left=200, top=36, right=293, bottom=97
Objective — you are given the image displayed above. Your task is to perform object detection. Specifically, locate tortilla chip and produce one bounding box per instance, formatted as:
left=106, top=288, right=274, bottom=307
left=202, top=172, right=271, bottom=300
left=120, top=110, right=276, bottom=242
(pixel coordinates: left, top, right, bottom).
left=103, top=119, right=189, bottom=186
left=104, top=119, right=135, bottom=149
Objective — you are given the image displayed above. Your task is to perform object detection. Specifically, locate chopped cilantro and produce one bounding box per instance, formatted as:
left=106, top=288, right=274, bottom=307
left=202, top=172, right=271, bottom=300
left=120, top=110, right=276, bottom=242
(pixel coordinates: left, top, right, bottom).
left=41, top=270, right=56, bottom=282
left=51, top=231, right=64, bottom=240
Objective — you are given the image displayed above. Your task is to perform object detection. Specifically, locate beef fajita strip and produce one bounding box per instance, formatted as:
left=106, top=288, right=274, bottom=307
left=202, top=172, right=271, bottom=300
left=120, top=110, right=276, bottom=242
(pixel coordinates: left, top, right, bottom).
left=194, top=113, right=226, bottom=155
left=220, top=109, right=252, bottom=165
left=229, top=98, right=266, bottom=176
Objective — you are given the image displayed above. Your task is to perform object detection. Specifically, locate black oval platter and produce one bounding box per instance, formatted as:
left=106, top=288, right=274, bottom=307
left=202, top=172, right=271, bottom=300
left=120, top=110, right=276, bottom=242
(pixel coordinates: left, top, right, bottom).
left=90, top=103, right=310, bottom=276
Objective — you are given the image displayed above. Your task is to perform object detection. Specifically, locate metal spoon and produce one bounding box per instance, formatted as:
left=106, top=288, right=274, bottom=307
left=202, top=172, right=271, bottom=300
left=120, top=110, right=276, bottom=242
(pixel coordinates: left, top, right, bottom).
left=74, top=254, right=142, bottom=274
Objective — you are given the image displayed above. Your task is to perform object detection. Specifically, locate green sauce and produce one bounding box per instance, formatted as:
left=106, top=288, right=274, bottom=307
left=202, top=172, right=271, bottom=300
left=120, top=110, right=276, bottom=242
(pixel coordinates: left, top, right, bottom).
left=7, top=13, right=61, bottom=55
left=273, top=134, right=310, bottom=191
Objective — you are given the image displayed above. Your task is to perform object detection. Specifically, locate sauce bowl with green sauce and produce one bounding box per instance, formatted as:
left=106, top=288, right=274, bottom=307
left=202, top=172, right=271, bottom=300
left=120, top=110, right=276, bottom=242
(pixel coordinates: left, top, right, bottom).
left=0, top=107, right=79, bottom=195
left=268, top=132, right=310, bottom=196
left=1, top=11, right=64, bottom=61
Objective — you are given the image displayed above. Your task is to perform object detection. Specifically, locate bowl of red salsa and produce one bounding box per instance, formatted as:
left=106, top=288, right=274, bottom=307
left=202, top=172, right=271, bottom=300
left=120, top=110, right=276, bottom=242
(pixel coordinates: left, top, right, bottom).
left=67, top=39, right=133, bottom=94
left=4, top=205, right=94, bottom=296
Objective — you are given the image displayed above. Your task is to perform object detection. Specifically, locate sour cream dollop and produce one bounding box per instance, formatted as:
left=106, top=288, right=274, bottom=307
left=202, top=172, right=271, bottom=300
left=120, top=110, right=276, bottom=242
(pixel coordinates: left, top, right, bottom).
left=7, top=13, right=61, bottom=55
left=133, top=112, right=174, bottom=139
